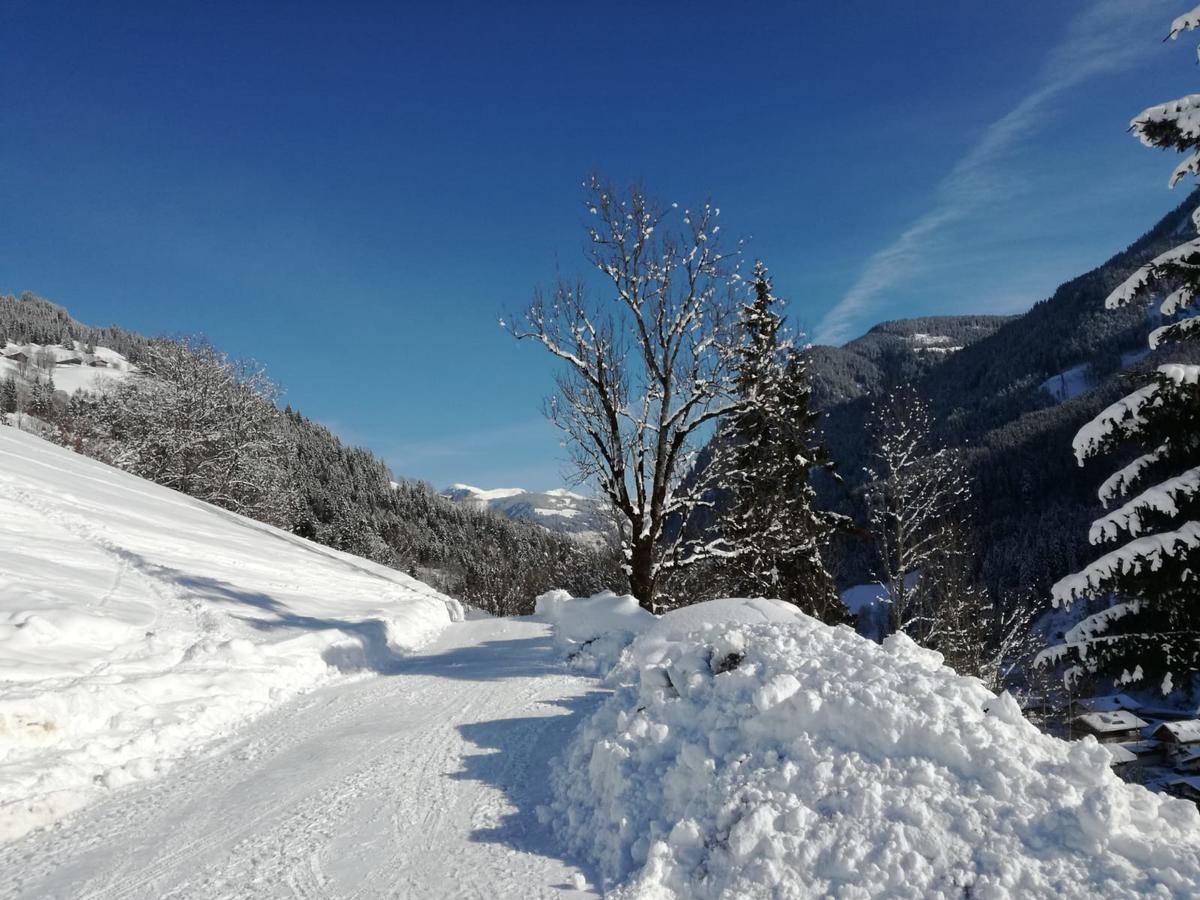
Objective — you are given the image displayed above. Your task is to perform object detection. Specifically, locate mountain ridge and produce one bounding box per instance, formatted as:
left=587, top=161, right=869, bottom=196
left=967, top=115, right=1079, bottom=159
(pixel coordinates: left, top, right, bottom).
left=807, top=187, right=1200, bottom=595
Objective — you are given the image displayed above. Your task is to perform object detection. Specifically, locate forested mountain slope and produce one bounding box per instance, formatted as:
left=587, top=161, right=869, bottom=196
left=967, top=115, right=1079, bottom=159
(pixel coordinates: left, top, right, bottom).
left=0, top=294, right=621, bottom=615
left=807, top=314, right=1014, bottom=409
left=812, top=188, right=1200, bottom=595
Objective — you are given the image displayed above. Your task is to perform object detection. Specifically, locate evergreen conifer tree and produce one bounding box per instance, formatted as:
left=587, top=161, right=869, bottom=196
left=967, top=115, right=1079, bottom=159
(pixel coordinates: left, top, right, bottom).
left=1049, top=6, right=1200, bottom=691
left=714, top=262, right=843, bottom=623
left=0, top=377, right=17, bottom=416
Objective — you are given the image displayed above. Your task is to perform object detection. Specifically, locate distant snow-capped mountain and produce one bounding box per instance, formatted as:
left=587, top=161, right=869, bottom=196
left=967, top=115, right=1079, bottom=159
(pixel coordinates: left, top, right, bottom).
left=440, top=484, right=611, bottom=546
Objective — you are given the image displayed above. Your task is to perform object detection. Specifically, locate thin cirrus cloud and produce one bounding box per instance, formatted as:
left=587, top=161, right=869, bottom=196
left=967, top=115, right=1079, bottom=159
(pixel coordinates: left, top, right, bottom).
left=813, top=0, right=1175, bottom=347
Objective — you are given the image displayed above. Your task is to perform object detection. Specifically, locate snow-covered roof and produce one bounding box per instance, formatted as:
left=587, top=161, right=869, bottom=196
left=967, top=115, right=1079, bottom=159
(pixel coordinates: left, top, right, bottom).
left=1154, top=719, right=1200, bottom=744
left=1114, top=739, right=1162, bottom=757
left=1072, top=693, right=1142, bottom=714
left=1106, top=744, right=1139, bottom=765
left=1074, top=710, right=1149, bottom=734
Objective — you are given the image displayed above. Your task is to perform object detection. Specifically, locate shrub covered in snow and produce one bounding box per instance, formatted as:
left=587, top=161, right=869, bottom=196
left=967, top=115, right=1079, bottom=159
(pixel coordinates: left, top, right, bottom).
left=534, top=589, right=655, bottom=674
left=543, top=604, right=1200, bottom=898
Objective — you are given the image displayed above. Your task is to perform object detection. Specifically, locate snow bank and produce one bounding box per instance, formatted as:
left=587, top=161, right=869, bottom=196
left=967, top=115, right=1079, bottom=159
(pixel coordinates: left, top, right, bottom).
left=544, top=604, right=1200, bottom=899
left=0, top=427, right=461, bottom=842
left=535, top=590, right=655, bottom=673
left=535, top=592, right=805, bottom=676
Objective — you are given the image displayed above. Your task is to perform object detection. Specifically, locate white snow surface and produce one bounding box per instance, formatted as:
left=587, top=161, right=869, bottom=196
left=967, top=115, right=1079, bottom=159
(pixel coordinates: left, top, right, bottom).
left=0, top=341, right=136, bottom=396
left=0, top=616, right=602, bottom=899
left=1104, top=239, right=1200, bottom=308
left=1073, top=381, right=1161, bottom=463
left=908, top=334, right=962, bottom=354
left=543, top=604, right=1200, bottom=898
left=0, top=427, right=460, bottom=843
left=1169, top=4, right=1200, bottom=41
left=1041, top=363, right=1093, bottom=403
left=1053, top=521, right=1200, bottom=605
left=1090, top=465, right=1200, bottom=544
left=535, top=589, right=655, bottom=673
left=534, top=592, right=804, bottom=676
left=1099, top=444, right=1168, bottom=506
left=444, top=483, right=528, bottom=502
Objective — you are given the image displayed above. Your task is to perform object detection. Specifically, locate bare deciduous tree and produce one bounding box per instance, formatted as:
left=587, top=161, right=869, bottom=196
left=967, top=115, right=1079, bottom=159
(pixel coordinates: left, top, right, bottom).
left=510, top=175, right=746, bottom=609
left=864, top=386, right=971, bottom=637
left=34, top=346, right=57, bottom=372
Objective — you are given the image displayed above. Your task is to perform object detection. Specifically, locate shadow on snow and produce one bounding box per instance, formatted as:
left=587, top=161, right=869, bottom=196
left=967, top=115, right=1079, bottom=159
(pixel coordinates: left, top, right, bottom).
left=451, top=688, right=609, bottom=893
left=97, top=545, right=608, bottom=887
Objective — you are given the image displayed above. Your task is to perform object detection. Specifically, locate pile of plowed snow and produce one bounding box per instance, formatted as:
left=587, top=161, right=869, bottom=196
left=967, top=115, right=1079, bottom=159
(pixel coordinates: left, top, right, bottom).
left=0, top=427, right=460, bottom=842
left=535, top=589, right=655, bottom=673
left=540, top=596, right=1200, bottom=898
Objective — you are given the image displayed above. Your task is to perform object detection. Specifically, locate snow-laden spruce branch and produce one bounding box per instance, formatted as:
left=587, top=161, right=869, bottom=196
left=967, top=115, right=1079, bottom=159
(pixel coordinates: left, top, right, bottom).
left=1044, top=4, right=1200, bottom=688
left=509, top=175, right=748, bottom=608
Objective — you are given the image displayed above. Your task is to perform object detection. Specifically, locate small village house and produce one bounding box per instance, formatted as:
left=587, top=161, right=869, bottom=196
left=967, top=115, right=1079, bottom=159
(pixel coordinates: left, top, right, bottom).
left=1073, top=710, right=1149, bottom=744
left=1151, top=720, right=1200, bottom=765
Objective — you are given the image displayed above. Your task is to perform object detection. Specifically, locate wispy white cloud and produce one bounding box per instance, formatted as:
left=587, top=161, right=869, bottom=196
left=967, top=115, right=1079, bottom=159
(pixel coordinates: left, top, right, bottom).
left=813, top=0, right=1174, bottom=345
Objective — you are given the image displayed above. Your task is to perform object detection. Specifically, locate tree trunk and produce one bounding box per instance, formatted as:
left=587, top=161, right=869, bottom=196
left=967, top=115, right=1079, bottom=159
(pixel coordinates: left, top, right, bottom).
left=628, top=537, right=657, bottom=612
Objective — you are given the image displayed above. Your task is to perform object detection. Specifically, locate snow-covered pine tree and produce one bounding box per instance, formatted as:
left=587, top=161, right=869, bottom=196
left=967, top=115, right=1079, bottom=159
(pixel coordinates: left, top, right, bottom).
left=863, top=386, right=973, bottom=641
left=1047, top=6, right=1200, bottom=692
left=712, top=262, right=843, bottom=622
left=1, top=377, right=17, bottom=416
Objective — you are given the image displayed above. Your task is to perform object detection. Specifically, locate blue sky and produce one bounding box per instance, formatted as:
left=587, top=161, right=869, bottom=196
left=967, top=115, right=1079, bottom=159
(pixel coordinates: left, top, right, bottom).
left=1, top=1, right=1194, bottom=489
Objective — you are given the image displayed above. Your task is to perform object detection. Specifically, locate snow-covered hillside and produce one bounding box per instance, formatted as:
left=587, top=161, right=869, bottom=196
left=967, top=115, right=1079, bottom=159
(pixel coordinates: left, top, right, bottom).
left=1, top=340, right=135, bottom=397
left=0, top=427, right=460, bottom=843
left=441, top=483, right=611, bottom=546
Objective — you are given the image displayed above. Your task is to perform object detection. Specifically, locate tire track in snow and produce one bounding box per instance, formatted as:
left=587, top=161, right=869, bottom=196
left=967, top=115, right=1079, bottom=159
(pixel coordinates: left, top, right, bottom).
left=2, top=618, right=602, bottom=899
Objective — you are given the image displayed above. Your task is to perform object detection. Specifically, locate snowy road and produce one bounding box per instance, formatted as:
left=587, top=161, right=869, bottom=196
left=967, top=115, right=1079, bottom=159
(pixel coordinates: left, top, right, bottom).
left=2, top=618, right=604, bottom=899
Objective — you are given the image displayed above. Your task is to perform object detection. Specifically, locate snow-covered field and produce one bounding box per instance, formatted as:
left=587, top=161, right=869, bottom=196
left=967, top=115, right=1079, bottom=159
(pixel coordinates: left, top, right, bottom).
left=1041, top=362, right=1094, bottom=403
left=0, top=340, right=135, bottom=396
left=539, top=594, right=1200, bottom=898
left=0, top=427, right=460, bottom=843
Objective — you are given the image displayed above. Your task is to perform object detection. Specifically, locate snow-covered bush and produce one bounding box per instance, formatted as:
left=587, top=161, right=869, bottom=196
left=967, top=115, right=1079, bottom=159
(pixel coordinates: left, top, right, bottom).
left=535, top=592, right=805, bottom=676
left=544, top=604, right=1200, bottom=898
left=534, top=590, right=655, bottom=673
